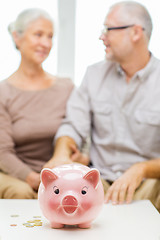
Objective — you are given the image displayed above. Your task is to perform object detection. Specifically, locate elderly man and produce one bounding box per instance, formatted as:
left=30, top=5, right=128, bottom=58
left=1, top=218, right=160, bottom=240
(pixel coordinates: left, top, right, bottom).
left=45, top=1, right=160, bottom=211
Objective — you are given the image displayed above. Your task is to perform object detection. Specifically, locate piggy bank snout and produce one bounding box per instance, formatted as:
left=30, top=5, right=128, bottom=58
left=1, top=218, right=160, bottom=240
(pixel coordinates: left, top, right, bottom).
left=62, top=195, right=78, bottom=214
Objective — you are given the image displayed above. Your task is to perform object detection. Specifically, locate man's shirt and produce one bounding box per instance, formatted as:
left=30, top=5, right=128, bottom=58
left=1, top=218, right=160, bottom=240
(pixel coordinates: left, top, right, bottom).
left=56, top=55, right=160, bottom=181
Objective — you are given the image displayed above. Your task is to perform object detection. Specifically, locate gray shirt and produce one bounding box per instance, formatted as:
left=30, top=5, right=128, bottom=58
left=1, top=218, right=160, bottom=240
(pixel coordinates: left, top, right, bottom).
left=55, top=54, right=160, bottom=181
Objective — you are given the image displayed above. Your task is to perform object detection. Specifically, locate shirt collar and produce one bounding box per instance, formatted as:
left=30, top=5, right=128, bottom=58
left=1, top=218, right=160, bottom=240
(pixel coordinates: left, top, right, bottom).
left=116, top=53, right=157, bottom=82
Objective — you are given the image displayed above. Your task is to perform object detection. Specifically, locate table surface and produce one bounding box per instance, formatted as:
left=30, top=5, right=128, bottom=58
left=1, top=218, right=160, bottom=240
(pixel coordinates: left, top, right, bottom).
left=0, top=199, right=159, bottom=240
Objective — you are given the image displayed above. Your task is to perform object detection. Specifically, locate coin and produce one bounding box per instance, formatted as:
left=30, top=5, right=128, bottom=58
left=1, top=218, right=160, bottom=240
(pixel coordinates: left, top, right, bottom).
left=34, top=222, right=42, bottom=226
left=27, top=220, right=35, bottom=223
left=26, top=224, right=34, bottom=228
left=23, top=223, right=30, bottom=226
left=24, top=219, right=43, bottom=227
left=10, top=224, right=17, bottom=226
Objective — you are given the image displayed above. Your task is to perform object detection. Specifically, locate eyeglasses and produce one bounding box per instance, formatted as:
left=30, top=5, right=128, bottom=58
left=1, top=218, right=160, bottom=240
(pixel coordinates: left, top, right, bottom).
left=101, top=24, right=145, bottom=35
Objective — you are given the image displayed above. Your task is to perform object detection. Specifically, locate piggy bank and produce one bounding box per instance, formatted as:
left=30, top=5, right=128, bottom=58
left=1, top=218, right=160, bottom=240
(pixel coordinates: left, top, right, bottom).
left=38, top=163, right=104, bottom=228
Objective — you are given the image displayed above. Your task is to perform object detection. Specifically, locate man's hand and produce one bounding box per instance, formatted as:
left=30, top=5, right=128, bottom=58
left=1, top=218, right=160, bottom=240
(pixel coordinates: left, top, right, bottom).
left=26, top=171, right=40, bottom=191
left=43, top=136, right=76, bottom=169
left=70, top=144, right=89, bottom=165
left=105, top=162, right=146, bottom=204
left=43, top=157, right=73, bottom=169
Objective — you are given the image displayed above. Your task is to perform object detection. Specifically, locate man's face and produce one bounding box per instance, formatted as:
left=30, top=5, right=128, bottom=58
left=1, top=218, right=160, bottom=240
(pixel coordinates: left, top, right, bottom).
left=99, top=8, right=134, bottom=63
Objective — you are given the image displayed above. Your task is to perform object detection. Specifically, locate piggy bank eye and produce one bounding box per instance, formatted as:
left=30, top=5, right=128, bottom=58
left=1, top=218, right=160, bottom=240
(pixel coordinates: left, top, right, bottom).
left=81, top=186, right=88, bottom=195
left=53, top=186, right=60, bottom=194
left=81, top=190, right=87, bottom=195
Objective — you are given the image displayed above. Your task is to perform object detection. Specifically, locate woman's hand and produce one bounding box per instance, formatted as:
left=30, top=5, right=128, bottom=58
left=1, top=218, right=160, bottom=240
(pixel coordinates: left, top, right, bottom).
left=26, top=171, right=40, bottom=191
left=70, top=144, right=90, bottom=165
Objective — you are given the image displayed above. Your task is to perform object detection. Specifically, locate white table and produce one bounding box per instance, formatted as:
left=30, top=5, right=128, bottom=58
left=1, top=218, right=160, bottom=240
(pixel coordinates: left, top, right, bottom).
left=0, top=199, right=159, bottom=240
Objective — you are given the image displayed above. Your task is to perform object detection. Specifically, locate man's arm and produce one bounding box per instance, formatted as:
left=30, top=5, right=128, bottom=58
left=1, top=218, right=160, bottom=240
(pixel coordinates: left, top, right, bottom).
left=43, top=136, right=89, bottom=169
left=105, top=159, right=160, bottom=204
left=144, top=159, right=160, bottom=178
left=43, top=136, right=75, bottom=168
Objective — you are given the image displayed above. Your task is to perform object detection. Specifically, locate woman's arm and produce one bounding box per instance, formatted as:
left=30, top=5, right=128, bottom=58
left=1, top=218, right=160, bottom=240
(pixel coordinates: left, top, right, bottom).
left=0, top=101, right=33, bottom=181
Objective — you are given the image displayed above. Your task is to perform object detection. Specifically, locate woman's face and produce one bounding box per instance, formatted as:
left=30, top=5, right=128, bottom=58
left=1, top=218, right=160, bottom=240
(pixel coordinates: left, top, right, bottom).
left=16, top=17, right=54, bottom=65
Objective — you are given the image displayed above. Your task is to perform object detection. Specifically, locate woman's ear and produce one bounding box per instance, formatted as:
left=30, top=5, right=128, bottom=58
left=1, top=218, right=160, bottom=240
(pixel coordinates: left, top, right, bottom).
left=12, top=31, right=20, bottom=49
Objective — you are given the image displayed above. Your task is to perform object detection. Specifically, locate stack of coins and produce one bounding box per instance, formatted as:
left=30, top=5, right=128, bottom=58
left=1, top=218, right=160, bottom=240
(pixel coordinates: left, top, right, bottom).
left=9, top=214, right=43, bottom=228
left=23, top=219, right=43, bottom=227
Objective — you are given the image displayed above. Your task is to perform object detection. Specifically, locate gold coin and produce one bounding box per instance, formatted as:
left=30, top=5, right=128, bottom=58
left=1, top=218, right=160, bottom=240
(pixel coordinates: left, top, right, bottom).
left=10, top=224, right=17, bottom=226
left=26, top=224, right=34, bottom=228
left=34, top=222, right=42, bottom=226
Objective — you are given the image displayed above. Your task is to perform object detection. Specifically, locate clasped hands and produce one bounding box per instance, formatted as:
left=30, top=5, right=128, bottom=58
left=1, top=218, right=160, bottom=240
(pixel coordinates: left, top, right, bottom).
left=43, top=144, right=89, bottom=169
left=26, top=145, right=89, bottom=191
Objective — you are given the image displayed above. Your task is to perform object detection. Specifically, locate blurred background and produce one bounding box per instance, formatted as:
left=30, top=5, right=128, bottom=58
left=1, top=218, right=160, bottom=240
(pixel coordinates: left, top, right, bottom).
left=0, top=0, right=159, bottom=86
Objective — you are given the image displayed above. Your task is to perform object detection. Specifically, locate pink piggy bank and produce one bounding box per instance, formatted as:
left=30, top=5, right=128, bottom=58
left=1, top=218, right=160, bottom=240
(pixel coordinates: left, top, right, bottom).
left=38, top=163, right=104, bottom=228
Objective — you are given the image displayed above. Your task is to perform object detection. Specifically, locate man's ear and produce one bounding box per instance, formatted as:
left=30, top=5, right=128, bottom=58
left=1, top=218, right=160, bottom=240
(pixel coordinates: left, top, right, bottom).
left=131, top=25, right=144, bottom=42
left=41, top=168, right=58, bottom=188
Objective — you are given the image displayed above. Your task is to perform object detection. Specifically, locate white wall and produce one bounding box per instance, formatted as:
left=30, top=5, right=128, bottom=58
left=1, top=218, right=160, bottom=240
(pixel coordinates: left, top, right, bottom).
left=57, top=0, right=76, bottom=81
left=0, top=0, right=58, bottom=80
left=0, top=0, right=160, bottom=86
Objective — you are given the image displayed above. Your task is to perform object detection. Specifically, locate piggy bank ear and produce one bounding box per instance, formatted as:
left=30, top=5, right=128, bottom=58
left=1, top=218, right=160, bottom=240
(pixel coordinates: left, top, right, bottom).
left=83, top=169, right=100, bottom=189
left=41, top=168, right=58, bottom=188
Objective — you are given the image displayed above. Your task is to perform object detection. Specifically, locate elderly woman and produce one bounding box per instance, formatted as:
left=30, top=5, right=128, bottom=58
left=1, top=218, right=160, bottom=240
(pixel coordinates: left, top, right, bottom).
left=0, top=8, right=88, bottom=199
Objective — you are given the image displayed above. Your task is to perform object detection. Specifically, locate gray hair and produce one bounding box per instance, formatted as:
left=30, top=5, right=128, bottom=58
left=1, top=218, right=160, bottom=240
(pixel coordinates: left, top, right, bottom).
left=108, top=1, right=153, bottom=41
left=8, top=8, right=53, bottom=36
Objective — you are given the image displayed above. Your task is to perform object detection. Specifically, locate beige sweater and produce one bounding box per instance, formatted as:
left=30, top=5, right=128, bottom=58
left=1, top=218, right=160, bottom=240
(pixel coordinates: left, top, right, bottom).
left=0, top=78, right=73, bottom=181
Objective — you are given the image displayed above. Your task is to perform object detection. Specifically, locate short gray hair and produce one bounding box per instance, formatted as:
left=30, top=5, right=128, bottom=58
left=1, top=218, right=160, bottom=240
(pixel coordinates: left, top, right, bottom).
left=108, top=1, right=152, bottom=41
left=8, top=8, right=53, bottom=36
